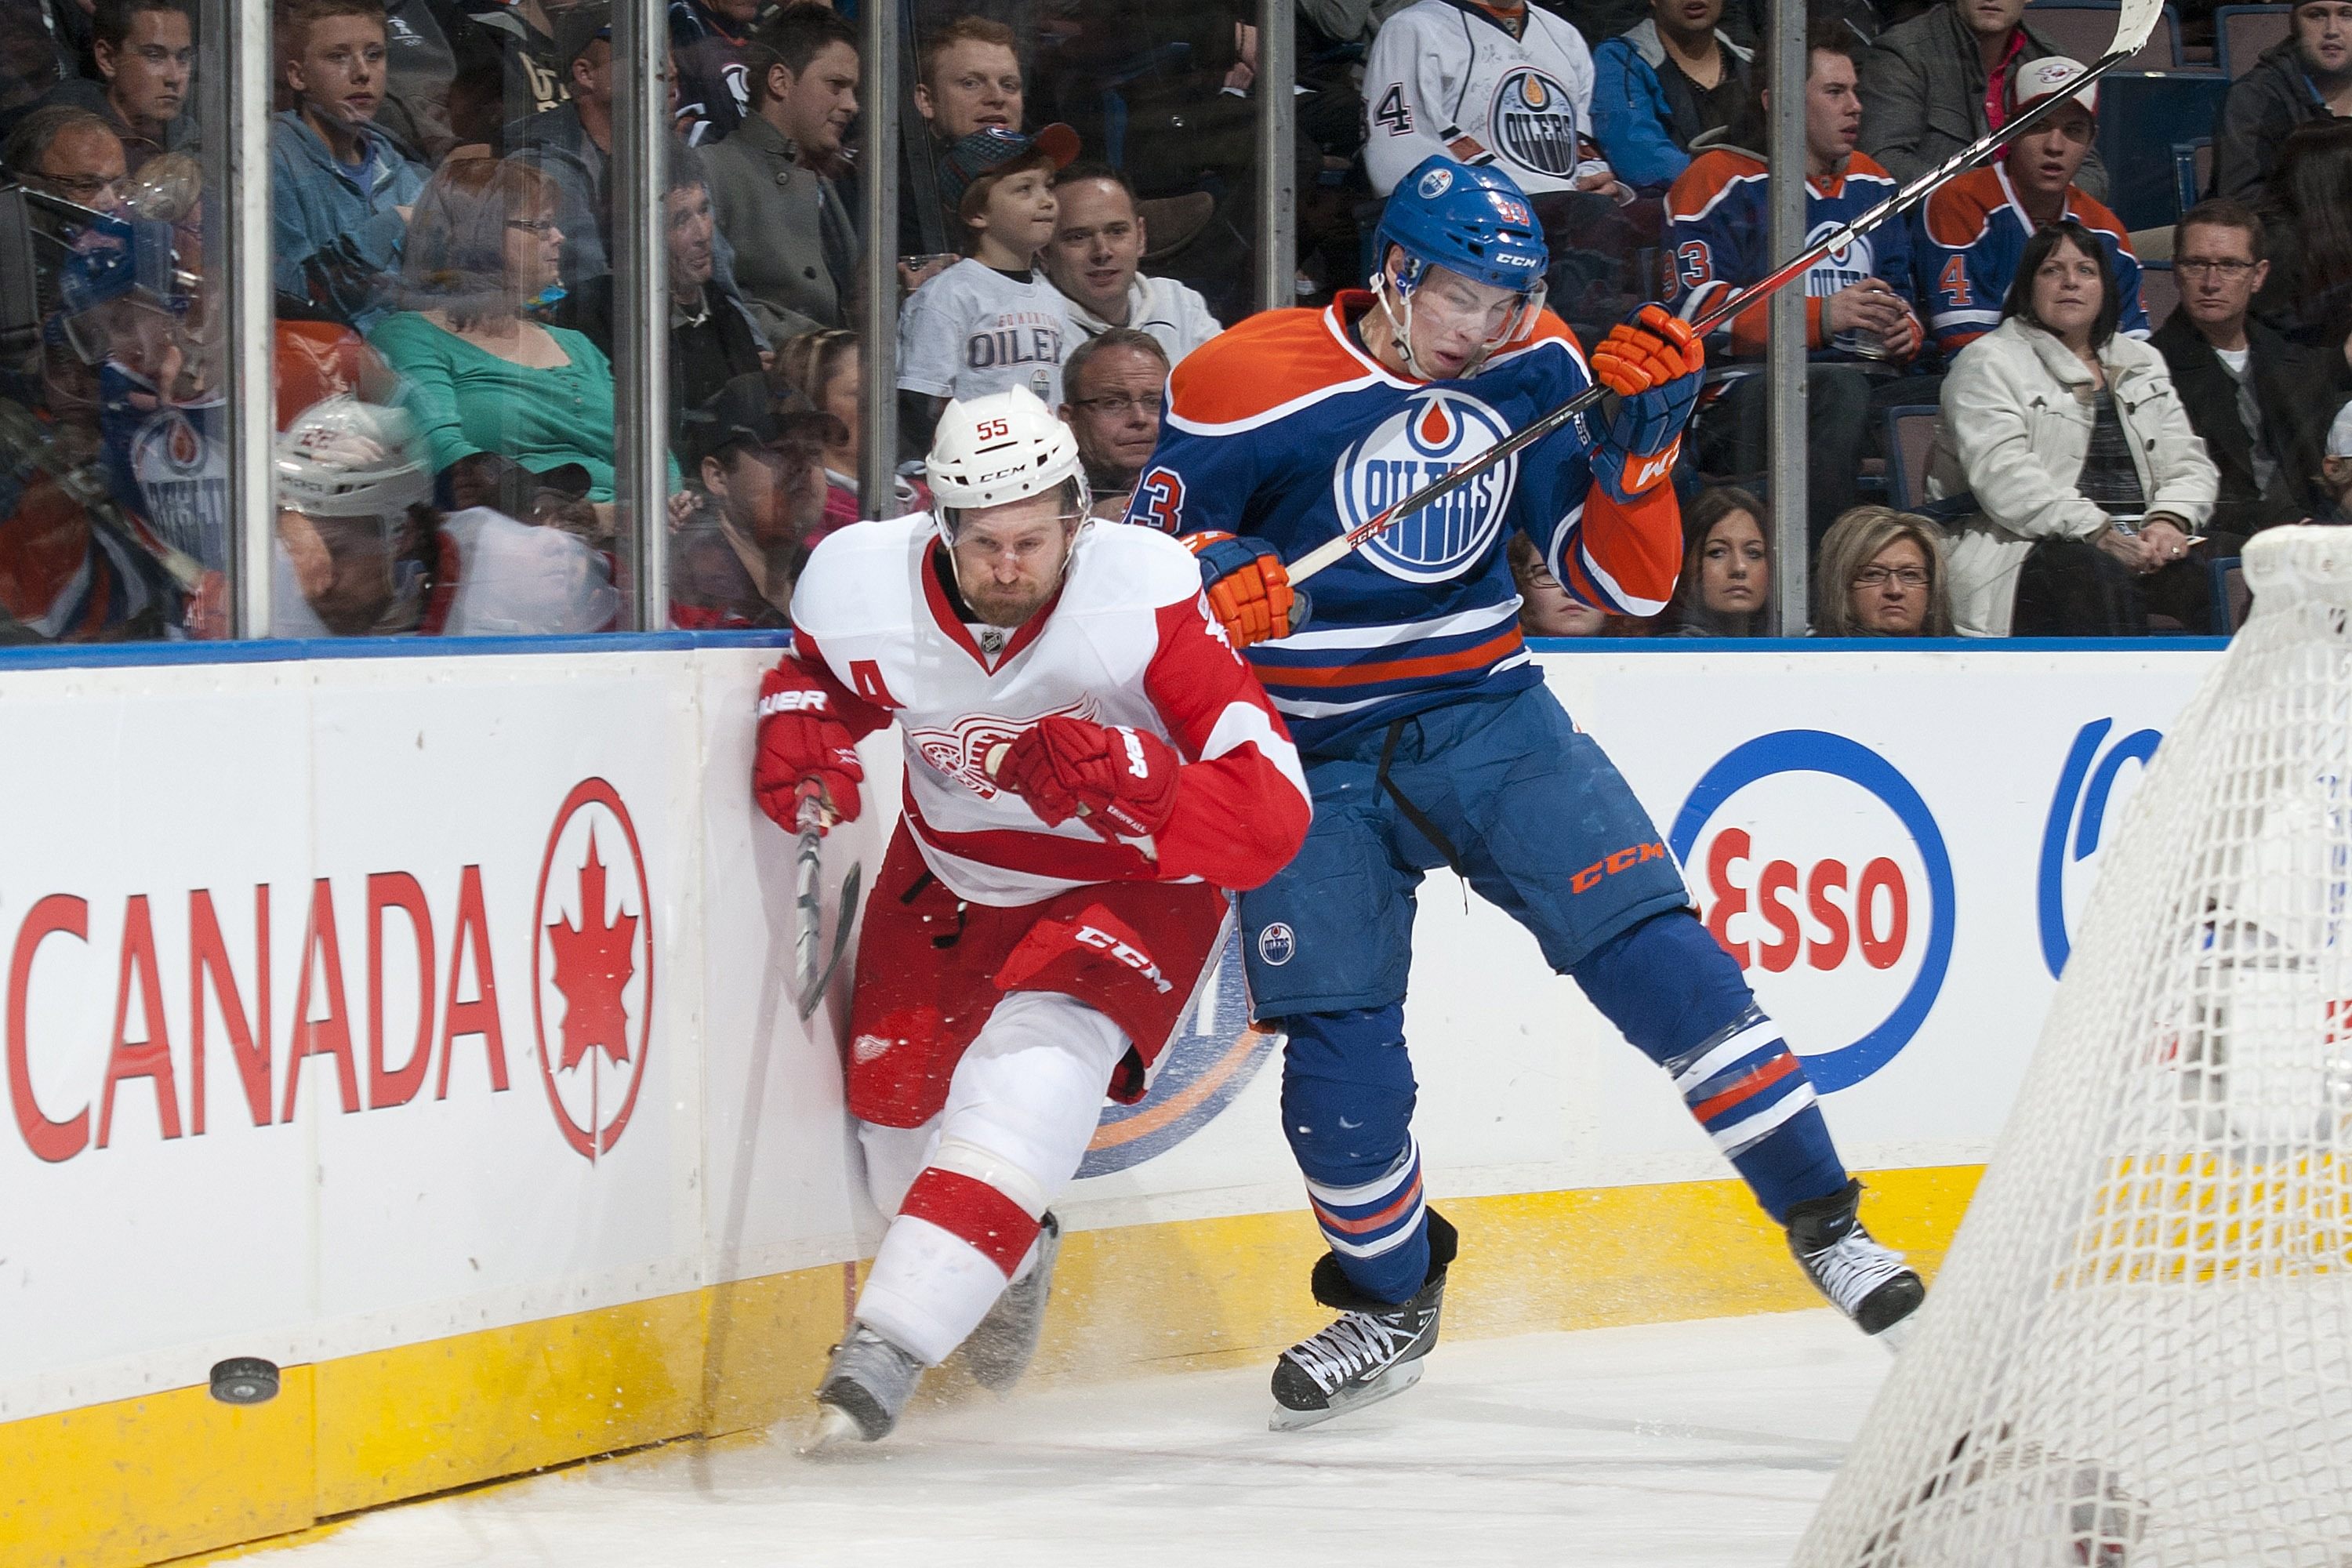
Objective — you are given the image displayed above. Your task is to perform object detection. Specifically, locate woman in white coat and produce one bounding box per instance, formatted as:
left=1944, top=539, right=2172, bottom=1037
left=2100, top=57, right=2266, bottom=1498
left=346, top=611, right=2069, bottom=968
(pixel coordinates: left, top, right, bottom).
left=1927, top=220, right=2223, bottom=637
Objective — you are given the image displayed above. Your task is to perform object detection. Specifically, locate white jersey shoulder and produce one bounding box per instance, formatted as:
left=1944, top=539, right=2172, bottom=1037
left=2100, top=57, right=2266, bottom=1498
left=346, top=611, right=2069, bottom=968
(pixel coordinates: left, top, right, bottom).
left=1363, top=0, right=1605, bottom=198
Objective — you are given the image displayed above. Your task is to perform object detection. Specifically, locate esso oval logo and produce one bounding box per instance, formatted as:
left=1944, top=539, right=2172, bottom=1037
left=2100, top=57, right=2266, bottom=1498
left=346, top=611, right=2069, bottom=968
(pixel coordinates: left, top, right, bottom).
left=1667, top=731, right=1955, bottom=1091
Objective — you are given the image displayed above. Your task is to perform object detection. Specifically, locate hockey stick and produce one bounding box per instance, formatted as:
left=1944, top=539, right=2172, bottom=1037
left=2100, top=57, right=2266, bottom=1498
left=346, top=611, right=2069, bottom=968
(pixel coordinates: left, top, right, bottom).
left=1283, top=0, right=2165, bottom=590
left=792, top=783, right=862, bottom=1022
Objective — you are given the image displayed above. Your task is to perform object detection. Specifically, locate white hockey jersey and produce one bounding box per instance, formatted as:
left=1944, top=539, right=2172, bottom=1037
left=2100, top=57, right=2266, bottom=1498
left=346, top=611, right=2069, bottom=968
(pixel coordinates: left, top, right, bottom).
left=785, top=514, right=1310, bottom=907
left=1362, top=0, right=1613, bottom=198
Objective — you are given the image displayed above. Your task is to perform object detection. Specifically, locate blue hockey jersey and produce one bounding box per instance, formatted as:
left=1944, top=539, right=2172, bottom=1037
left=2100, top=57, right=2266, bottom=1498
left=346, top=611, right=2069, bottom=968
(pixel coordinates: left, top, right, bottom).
left=1664, top=147, right=1915, bottom=358
left=1123, top=291, right=1682, bottom=753
left=1912, top=165, right=2145, bottom=358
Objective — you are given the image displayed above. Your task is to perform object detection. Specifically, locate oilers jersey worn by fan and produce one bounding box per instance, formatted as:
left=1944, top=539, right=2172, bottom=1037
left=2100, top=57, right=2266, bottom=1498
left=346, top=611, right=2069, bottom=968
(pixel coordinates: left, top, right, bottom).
left=1362, top=0, right=1611, bottom=197
left=1912, top=165, right=2145, bottom=358
left=1128, top=303, right=1677, bottom=750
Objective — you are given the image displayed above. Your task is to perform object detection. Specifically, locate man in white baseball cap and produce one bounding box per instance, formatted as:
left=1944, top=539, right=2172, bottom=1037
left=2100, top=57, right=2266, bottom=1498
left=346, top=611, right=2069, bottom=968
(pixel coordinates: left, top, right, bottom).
left=2317, top=400, right=2352, bottom=524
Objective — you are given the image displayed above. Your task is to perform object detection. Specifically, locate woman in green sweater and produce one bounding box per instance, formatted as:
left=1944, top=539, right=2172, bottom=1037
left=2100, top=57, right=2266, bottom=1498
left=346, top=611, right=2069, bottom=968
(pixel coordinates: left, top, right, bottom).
left=368, top=155, right=626, bottom=506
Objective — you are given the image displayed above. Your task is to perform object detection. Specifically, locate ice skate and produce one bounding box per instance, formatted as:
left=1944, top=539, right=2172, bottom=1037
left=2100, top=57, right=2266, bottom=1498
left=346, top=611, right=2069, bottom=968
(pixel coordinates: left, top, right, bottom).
left=1785, top=1178, right=1924, bottom=1348
left=1270, top=1212, right=1455, bottom=1431
left=964, top=1210, right=1061, bottom=1392
left=804, top=1324, right=924, bottom=1450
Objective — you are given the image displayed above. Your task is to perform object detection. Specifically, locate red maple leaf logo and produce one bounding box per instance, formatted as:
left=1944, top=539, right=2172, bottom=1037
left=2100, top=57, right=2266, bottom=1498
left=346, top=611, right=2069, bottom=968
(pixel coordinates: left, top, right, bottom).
left=545, top=829, right=638, bottom=1072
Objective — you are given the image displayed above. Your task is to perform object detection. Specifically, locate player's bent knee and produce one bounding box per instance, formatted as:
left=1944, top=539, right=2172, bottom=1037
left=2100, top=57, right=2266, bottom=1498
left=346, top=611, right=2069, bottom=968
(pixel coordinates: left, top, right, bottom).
left=936, top=991, right=1129, bottom=1201
left=1568, top=909, right=1759, bottom=1066
left=1279, top=1007, right=1417, bottom=1182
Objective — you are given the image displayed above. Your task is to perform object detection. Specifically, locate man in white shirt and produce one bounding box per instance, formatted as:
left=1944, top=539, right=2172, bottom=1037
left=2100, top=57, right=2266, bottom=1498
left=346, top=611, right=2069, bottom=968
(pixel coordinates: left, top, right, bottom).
left=1041, top=164, right=1222, bottom=365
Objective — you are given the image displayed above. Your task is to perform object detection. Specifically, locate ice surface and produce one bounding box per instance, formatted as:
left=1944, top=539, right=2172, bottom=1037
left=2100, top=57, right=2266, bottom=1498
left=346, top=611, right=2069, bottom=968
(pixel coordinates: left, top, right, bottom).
left=256, top=1311, right=1890, bottom=1568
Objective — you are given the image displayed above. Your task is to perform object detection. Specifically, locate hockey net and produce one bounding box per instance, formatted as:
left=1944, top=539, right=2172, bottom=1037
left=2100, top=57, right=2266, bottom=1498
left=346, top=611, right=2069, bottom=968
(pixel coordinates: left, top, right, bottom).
left=1792, top=526, right=2352, bottom=1568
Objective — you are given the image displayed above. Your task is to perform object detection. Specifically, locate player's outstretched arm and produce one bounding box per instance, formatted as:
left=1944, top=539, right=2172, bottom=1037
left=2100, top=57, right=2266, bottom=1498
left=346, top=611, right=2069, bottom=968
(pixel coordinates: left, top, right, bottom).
left=751, top=634, right=893, bottom=833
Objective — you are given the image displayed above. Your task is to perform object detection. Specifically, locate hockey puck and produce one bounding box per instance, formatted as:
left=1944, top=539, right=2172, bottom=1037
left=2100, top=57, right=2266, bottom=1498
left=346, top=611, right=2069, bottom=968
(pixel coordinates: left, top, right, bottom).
left=209, top=1357, right=280, bottom=1405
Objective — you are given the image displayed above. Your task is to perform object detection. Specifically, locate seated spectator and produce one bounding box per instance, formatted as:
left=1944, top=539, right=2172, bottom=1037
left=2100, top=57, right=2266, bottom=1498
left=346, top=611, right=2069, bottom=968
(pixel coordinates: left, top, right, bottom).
left=503, top=2, right=619, bottom=291
left=376, top=0, right=461, bottom=164
left=670, top=0, right=758, bottom=144
left=273, top=394, right=617, bottom=637
left=703, top=2, right=856, bottom=343
left=270, top=0, right=428, bottom=332
left=2154, top=198, right=2348, bottom=534
left=2253, top=120, right=2352, bottom=369
left=367, top=154, right=629, bottom=504
left=1859, top=0, right=2106, bottom=201
left=1669, top=25, right=1925, bottom=547
left=1508, top=533, right=1617, bottom=634
left=1813, top=505, right=1955, bottom=635
left=670, top=372, right=829, bottom=627
left=1663, top=485, right=1772, bottom=635
left=554, top=141, right=765, bottom=432
left=903, top=16, right=1025, bottom=257
left=2212, top=0, right=2352, bottom=208
left=1058, top=327, right=1169, bottom=518
left=1042, top=164, right=1221, bottom=363
left=897, top=125, right=1080, bottom=451
left=443, top=0, right=568, bottom=149
left=41, top=0, right=194, bottom=172
left=5, top=101, right=127, bottom=213
left=1591, top=0, right=1755, bottom=195
left=1913, top=57, right=2143, bottom=359
left=1928, top=220, right=2223, bottom=637
left=2316, top=401, right=2352, bottom=521
left=771, top=327, right=929, bottom=533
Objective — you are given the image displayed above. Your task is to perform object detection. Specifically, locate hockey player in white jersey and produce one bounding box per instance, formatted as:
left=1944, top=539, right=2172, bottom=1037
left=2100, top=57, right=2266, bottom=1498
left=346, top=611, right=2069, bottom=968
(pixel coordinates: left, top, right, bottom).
left=753, top=387, right=1312, bottom=1445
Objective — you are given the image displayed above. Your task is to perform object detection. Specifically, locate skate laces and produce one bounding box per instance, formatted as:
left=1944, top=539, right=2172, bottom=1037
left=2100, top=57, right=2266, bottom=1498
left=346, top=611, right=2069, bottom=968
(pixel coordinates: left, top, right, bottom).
left=1802, top=1227, right=1910, bottom=1316
left=1287, top=1311, right=1415, bottom=1393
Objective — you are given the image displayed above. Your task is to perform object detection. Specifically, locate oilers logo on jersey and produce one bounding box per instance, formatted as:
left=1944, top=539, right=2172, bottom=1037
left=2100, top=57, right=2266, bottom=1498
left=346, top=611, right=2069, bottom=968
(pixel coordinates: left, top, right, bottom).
left=1488, top=68, right=1581, bottom=180
left=1331, top=389, right=1519, bottom=583
left=1802, top=223, right=1876, bottom=297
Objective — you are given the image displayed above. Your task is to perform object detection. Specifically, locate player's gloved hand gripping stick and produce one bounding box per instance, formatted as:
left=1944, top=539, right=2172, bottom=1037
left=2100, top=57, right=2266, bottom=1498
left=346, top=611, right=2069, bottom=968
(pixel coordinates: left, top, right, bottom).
left=1278, top=0, right=2165, bottom=591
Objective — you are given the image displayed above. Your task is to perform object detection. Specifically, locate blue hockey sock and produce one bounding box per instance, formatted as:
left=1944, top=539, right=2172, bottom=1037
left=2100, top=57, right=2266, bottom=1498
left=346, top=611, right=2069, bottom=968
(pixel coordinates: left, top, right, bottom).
left=1569, top=913, right=1847, bottom=1225
left=1281, top=1007, right=1430, bottom=1303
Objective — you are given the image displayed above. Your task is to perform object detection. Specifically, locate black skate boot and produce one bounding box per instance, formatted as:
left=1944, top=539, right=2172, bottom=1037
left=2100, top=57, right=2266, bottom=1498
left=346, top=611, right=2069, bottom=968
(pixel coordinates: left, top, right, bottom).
left=806, top=1323, right=924, bottom=1450
left=1785, top=1178, right=1925, bottom=1348
left=1270, top=1211, right=1457, bottom=1432
left=964, top=1210, right=1061, bottom=1392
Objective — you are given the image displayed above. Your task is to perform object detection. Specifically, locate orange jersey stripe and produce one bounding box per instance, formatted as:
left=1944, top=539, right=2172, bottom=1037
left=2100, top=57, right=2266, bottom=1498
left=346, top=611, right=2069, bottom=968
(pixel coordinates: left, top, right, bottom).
left=1691, top=1051, right=1801, bottom=1123
left=1258, top=625, right=1526, bottom=688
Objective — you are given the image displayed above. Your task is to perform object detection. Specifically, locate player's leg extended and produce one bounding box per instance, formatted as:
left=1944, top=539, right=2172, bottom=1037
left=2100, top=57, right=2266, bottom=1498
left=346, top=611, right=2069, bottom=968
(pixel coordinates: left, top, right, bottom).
left=1432, top=686, right=1926, bottom=1341
left=1241, top=757, right=1457, bottom=1427
left=820, top=990, right=1125, bottom=1442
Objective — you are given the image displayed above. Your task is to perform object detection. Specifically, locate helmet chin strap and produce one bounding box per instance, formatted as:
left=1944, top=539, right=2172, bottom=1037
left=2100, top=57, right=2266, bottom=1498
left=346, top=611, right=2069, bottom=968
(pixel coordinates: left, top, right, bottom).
left=1371, top=261, right=1502, bottom=380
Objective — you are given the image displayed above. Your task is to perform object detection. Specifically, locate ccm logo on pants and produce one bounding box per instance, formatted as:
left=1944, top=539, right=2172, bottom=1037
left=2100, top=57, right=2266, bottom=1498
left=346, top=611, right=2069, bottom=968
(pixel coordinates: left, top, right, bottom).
left=1075, top=924, right=1174, bottom=994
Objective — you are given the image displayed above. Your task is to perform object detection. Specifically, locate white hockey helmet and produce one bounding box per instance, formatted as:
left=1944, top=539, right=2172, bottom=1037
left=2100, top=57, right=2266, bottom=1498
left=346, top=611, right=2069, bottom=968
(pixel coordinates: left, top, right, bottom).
left=924, top=386, right=1087, bottom=532
left=275, top=395, right=434, bottom=519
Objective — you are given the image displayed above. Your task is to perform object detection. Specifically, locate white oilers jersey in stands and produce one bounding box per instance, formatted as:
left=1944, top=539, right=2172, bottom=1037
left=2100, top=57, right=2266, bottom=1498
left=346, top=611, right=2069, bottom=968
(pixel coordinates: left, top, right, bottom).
left=788, top=514, right=1308, bottom=906
left=896, top=260, right=1075, bottom=409
left=1126, top=293, right=1682, bottom=751
left=1363, top=0, right=1610, bottom=197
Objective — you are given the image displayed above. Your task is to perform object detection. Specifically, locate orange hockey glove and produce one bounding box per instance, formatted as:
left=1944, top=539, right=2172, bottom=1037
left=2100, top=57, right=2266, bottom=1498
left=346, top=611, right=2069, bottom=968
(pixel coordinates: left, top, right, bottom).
left=1182, top=531, right=1298, bottom=648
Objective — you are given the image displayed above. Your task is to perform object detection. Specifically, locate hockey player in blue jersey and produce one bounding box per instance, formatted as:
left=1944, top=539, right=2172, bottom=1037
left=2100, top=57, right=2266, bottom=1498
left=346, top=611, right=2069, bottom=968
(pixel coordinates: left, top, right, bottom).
left=1129, top=154, right=1927, bottom=1428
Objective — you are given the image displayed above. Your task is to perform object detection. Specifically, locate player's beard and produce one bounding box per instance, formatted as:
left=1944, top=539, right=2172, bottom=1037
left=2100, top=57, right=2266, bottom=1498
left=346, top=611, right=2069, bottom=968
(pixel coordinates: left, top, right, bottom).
left=964, top=569, right=1061, bottom=627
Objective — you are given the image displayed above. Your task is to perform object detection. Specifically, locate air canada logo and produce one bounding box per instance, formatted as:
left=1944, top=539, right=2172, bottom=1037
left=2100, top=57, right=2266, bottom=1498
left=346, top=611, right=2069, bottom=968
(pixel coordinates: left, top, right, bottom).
left=2038, top=717, right=2162, bottom=979
left=532, top=779, right=655, bottom=1160
left=1489, top=67, right=1580, bottom=178
left=1079, top=930, right=1274, bottom=1176
left=1333, top=389, right=1516, bottom=583
left=1668, top=731, right=1955, bottom=1091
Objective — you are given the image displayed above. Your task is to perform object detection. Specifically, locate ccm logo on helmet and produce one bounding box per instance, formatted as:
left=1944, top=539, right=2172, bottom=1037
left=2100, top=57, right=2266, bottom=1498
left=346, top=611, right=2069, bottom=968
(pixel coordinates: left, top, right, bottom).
left=1668, top=730, right=1956, bottom=1092
left=1075, top=924, right=1173, bottom=994
left=757, top=689, right=828, bottom=717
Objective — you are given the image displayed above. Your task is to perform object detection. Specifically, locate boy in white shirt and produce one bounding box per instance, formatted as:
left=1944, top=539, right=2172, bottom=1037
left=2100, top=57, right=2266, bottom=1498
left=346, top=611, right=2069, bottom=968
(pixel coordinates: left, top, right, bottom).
left=897, top=124, right=1080, bottom=452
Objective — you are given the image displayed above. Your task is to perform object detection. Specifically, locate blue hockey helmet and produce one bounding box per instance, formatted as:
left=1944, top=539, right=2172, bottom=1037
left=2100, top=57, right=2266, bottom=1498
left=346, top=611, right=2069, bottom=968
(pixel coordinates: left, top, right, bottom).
left=1373, top=157, right=1549, bottom=295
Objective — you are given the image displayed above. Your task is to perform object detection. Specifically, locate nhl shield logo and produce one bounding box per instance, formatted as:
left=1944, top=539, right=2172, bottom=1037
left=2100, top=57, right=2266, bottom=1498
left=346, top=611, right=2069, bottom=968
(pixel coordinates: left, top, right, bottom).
left=1490, top=66, right=1580, bottom=178
left=1331, top=389, right=1517, bottom=583
left=1257, top=922, right=1297, bottom=967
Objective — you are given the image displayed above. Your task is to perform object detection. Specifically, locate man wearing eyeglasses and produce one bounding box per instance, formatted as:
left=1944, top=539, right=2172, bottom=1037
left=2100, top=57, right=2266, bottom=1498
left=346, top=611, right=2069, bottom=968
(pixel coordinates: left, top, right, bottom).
left=1058, top=328, right=1169, bottom=518
left=38, top=0, right=197, bottom=174
left=2154, top=198, right=2351, bottom=533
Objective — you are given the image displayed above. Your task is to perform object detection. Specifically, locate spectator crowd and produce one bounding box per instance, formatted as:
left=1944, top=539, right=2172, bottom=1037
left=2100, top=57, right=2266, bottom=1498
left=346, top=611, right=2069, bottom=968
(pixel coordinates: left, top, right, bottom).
left=0, top=0, right=2344, bottom=644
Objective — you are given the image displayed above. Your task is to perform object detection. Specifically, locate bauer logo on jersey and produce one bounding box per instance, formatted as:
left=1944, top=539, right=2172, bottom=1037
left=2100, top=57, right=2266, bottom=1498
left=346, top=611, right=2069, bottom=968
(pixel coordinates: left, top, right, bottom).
left=1802, top=221, right=1875, bottom=296
left=1667, top=731, right=1955, bottom=1093
left=1331, top=389, right=1518, bottom=583
left=1488, top=67, right=1581, bottom=179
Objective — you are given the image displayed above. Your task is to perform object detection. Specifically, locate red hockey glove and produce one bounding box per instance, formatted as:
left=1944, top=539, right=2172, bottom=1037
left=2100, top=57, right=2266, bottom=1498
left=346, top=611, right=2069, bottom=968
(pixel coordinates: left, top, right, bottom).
left=1590, top=305, right=1705, bottom=501
left=752, top=659, right=863, bottom=832
left=996, top=717, right=1181, bottom=840
left=1183, top=531, right=1297, bottom=649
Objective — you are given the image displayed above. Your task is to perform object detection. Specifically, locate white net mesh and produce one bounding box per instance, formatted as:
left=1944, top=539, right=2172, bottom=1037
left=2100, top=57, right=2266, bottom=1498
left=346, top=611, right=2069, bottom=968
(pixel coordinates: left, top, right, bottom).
left=1791, top=526, right=2352, bottom=1568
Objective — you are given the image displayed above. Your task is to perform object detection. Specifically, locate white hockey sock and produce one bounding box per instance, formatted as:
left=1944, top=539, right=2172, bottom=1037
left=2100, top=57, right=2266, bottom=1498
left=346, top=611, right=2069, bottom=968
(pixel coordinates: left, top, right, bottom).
left=856, top=1214, right=1012, bottom=1367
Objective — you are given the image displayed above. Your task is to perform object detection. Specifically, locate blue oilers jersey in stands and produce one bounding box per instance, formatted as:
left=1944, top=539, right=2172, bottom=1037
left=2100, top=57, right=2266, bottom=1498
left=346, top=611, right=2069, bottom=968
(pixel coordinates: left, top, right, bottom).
left=1664, top=147, right=1915, bottom=358
left=1123, top=291, right=1682, bottom=753
left=1912, top=165, right=2145, bottom=358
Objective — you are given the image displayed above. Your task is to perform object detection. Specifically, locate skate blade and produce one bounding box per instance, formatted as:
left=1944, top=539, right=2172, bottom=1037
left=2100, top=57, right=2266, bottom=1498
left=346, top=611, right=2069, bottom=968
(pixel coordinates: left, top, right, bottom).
left=1872, top=1312, right=1921, bottom=1355
left=1269, top=1360, right=1425, bottom=1432
left=797, top=1403, right=870, bottom=1456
